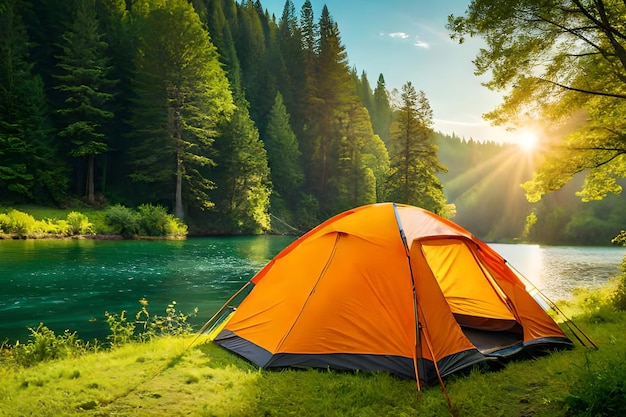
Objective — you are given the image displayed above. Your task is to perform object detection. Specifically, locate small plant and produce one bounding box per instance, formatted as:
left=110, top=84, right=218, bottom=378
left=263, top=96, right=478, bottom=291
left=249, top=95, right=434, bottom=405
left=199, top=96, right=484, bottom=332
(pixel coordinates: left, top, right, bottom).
left=104, top=299, right=197, bottom=347
left=12, top=324, right=91, bottom=367
left=151, top=301, right=197, bottom=337
left=103, top=204, right=139, bottom=238
left=66, top=211, right=94, bottom=235
left=104, top=310, right=136, bottom=348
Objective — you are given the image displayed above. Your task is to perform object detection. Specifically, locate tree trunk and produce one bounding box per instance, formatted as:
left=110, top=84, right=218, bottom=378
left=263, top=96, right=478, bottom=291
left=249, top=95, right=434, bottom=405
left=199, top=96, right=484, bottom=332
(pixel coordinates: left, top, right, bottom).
left=175, top=152, right=184, bottom=220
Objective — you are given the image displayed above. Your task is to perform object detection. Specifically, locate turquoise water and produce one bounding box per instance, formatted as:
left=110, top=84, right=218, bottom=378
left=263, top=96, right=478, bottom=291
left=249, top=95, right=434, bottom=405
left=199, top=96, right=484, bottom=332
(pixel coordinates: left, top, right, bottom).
left=0, top=237, right=623, bottom=343
left=0, top=236, right=295, bottom=342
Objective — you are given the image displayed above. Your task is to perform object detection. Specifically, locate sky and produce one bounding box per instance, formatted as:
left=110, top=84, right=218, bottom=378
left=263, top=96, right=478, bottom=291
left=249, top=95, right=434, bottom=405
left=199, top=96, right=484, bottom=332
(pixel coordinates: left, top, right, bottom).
left=260, top=0, right=527, bottom=145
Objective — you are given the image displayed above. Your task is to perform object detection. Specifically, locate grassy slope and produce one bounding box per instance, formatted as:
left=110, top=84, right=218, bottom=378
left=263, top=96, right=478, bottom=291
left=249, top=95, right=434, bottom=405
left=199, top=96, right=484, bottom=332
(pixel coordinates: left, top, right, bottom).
left=1, top=305, right=624, bottom=417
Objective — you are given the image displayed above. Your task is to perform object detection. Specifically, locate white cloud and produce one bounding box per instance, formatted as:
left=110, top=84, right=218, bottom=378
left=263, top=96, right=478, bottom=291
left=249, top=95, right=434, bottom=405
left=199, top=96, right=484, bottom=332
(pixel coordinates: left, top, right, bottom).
left=414, top=40, right=430, bottom=49
left=388, top=32, right=409, bottom=39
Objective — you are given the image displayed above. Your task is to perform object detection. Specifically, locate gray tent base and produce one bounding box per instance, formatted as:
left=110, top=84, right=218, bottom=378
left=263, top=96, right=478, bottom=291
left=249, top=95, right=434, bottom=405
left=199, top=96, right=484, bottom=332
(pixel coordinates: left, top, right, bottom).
left=217, top=330, right=486, bottom=384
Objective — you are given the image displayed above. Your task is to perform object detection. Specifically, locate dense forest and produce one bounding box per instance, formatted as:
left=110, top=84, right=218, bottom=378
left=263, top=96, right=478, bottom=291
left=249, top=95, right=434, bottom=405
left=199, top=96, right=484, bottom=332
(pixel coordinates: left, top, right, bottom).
left=1, top=0, right=623, bottom=244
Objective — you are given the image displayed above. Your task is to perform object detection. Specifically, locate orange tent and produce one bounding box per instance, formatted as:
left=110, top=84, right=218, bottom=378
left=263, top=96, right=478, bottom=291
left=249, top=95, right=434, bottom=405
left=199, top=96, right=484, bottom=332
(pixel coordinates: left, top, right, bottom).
left=214, top=203, right=572, bottom=384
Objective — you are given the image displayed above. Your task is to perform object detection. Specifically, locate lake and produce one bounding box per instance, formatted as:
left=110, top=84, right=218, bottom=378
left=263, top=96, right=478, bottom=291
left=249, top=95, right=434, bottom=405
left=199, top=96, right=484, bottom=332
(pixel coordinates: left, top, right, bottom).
left=0, top=237, right=624, bottom=343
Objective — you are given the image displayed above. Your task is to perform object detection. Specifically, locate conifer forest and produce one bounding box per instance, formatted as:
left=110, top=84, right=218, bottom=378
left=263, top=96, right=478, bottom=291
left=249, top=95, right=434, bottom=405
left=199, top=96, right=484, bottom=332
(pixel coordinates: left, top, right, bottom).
left=1, top=0, right=624, bottom=243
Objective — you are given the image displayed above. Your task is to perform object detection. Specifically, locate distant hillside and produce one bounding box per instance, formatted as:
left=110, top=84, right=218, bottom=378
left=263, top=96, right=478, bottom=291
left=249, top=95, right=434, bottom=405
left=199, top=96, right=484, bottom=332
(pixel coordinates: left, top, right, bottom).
left=436, top=133, right=626, bottom=245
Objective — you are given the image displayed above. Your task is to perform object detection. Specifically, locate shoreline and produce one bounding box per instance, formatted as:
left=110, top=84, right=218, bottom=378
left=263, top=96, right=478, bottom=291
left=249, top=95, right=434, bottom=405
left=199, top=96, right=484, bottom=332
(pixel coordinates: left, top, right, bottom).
left=0, top=233, right=185, bottom=240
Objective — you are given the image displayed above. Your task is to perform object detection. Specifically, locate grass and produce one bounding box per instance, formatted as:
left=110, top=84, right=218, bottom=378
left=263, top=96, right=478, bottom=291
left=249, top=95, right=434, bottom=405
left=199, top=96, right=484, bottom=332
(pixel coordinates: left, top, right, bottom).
left=0, top=303, right=624, bottom=417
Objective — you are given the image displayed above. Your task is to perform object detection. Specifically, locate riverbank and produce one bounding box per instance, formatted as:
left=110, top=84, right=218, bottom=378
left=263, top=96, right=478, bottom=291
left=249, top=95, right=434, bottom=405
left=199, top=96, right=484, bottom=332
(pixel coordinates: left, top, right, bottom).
left=1, top=285, right=625, bottom=417
left=0, top=204, right=187, bottom=240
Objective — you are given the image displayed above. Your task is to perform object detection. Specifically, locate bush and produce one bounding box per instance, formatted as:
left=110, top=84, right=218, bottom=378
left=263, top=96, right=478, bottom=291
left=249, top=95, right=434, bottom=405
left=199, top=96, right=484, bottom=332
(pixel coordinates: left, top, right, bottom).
left=165, top=216, right=188, bottom=237
left=103, top=204, right=139, bottom=237
left=136, top=204, right=187, bottom=237
left=66, top=211, right=94, bottom=235
left=5, top=209, right=37, bottom=236
left=137, top=204, right=170, bottom=236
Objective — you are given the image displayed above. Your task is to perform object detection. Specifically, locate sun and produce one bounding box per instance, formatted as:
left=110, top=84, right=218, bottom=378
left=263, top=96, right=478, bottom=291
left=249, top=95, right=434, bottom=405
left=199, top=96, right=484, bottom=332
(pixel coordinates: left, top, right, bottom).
left=517, top=131, right=539, bottom=153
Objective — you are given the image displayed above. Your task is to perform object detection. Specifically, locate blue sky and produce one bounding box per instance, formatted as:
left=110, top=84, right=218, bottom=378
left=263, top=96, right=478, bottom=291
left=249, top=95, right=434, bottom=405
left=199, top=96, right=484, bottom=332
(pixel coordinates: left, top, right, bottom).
left=260, top=0, right=524, bottom=144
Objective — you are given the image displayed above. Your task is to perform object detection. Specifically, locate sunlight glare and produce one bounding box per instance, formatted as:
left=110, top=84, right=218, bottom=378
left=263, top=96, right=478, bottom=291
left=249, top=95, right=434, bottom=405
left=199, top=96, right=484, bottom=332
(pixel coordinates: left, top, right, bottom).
left=518, top=131, right=539, bottom=153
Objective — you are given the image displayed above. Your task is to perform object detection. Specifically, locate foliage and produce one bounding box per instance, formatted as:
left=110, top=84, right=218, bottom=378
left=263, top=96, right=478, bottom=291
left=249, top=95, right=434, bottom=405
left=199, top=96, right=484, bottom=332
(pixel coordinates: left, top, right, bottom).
left=0, top=0, right=66, bottom=205
left=0, top=205, right=186, bottom=238
left=104, top=310, right=136, bottom=348
left=65, top=211, right=94, bottom=235
left=448, top=0, right=626, bottom=205
left=264, top=92, right=303, bottom=204
left=2, top=209, right=37, bottom=236
left=0, top=212, right=10, bottom=233
left=136, top=203, right=187, bottom=237
left=0, top=208, right=95, bottom=237
left=209, top=93, right=271, bottom=234
left=103, top=204, right=138, bottom=237
left=105, top=299, right=197, bottom=347
left=12, top=324, right=95, bottom=367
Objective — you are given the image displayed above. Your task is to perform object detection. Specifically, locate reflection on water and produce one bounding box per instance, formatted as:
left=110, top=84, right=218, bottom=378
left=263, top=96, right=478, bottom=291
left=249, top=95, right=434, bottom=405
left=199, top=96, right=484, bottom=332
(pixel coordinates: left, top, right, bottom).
left=490, top=244, right=625, bottom=302
left=0, top=238, right=623, bottom=343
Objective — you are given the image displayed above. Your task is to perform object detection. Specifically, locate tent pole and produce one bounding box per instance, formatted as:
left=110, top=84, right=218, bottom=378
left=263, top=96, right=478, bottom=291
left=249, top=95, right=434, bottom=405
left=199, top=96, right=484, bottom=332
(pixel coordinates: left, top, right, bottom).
left=422, top=326, right=453, bottom=411
left=188, top=281, right=251, bottom=348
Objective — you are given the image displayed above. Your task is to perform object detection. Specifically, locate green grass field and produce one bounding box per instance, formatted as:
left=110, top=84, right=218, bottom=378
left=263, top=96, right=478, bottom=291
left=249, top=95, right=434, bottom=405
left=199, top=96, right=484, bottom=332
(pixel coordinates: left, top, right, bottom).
left=1, top=286, right=625, bottom=417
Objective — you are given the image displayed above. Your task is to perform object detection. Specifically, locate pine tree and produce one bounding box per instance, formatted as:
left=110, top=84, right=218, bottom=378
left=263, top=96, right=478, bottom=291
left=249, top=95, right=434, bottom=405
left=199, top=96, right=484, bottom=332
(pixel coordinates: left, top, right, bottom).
left=128, top=0, right=234, bottom=219
left=236, top=0, right=266, bottom=122
left=355, top=69, right=374, bottom=117
left=95, top=0, right=135, bottom=197
left=372, top=74, right=392, bottom=143
left=265, top=92, right=302, bottom=204
left=204, top=0, right=242, bottom=90
left=54, top=0, right=115, bottom=205
left=333, top=103, right=378, bottom=211
left=304, top=5, right=356, bottom=212
left=276, top=0, right=306, bottom=135
left=387, top=82, right=447, bottom=214
left=0, top=0, right=66, bottom=203
left=210, top=92, right=271, bottom=234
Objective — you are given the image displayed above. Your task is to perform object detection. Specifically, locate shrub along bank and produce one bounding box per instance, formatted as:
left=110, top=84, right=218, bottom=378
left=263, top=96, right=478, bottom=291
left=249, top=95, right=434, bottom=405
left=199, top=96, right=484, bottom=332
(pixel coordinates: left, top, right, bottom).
left=0, top=204, right=187, bottom=239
